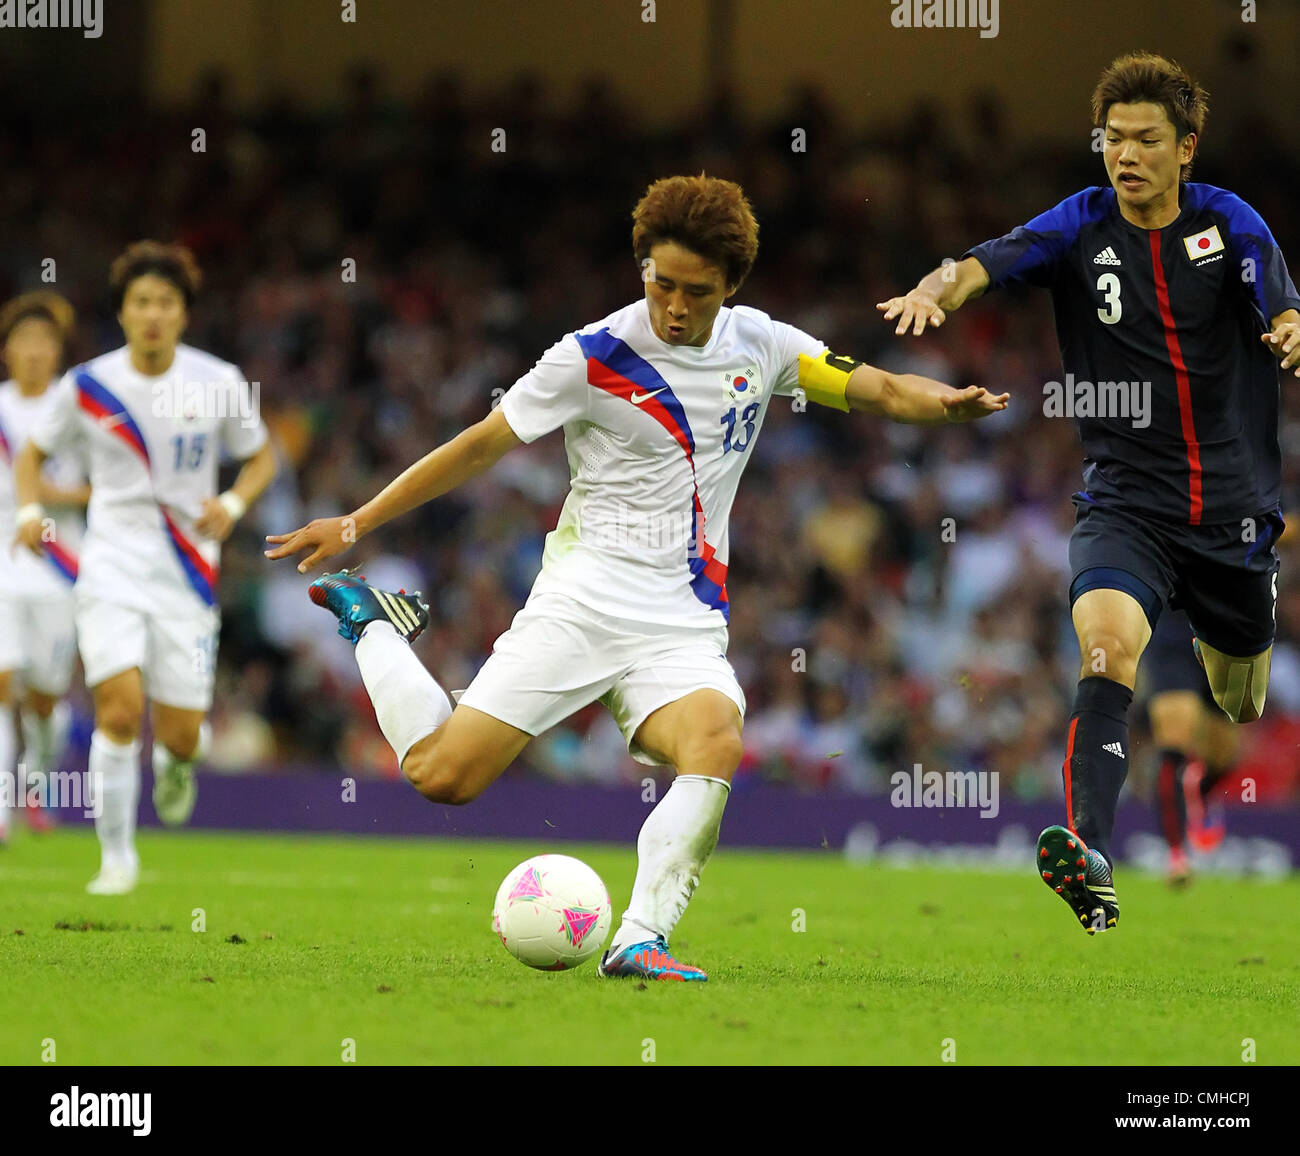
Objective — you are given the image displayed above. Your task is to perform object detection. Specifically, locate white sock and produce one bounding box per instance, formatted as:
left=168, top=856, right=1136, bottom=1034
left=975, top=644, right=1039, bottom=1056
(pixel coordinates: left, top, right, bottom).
left=89, top=730, right=141, bottom=871
left=0, top=707, right=14, bottom=833
left=611, top=774, right=731, bottom=952
left=153, top=720, right=211, bottom=780
left=21, top=701, right=70, bottom=779
left=354, top=621, right=453, bottom=767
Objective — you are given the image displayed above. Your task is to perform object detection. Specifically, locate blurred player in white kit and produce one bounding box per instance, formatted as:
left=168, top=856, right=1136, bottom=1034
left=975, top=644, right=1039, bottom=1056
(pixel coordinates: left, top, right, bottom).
left=13, top=243, right=276, bottom=892
left=0, top=291, right=86, bottom=843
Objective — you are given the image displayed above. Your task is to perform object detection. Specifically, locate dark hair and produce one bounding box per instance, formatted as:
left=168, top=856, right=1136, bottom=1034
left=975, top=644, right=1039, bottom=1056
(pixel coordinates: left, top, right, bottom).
left=0, top=290, right=75, bottom=345
left=632, top=174, right=759, bottom=290
left=109, top=241, right=202, bottom=311
left=1091, top=52, right=1208, bottom=181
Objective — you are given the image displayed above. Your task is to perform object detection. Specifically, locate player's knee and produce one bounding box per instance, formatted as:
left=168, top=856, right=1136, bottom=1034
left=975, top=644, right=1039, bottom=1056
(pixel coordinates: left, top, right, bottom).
left=25, top=691, right=57, bottom=718
left=1215, top=690, right=1264, bottom=725
left=402, top=740, right=483, bottom=806
left=95, top=700, right=142, bottom=743
left=1148, top=698, right=1200, bottom=750
left=0, top=671, right=12, bottom=704
left=679, top=726, right=744, bottom=777
left=1078, top=630, right=1141, bottom=683
left=159, top=723, right=203, bottom=760
left=1205, top=648, right=1270, bottom=724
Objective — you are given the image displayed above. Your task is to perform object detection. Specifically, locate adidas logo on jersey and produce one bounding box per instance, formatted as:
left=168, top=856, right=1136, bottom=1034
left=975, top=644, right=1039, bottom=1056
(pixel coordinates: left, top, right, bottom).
left=1093, top=247, right=1122, bottom=266
left=1102, top=741, right=1125, bottom=758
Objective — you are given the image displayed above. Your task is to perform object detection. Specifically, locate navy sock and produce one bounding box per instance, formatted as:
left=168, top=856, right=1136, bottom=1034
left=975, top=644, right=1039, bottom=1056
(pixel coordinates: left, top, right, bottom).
left=1062, top=676, right=1133, bottom=862
left=1156, top=749, right=1188, bottom=850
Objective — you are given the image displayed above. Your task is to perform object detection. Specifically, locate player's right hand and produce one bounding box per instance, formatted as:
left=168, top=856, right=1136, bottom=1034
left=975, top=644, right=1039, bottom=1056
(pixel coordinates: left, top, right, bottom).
left=12, top=519, right=46, bottom=558
left=264, top=516, right=358, bottom=574
left=876, top=290, right=946, bottom=336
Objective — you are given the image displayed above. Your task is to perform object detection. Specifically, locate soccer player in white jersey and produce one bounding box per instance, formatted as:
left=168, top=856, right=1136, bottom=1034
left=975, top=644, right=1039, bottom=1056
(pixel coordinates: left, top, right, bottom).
left=267, top=175, right=1008, bottom=980
left=0, top=292, right=87, bottom=843
left=13, top=243, right=277, bottom=893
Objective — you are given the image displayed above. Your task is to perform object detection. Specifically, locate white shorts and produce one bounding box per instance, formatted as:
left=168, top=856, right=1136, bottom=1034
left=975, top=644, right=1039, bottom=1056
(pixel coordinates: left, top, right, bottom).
left=457, top=591, right=746, bottom=767
left=75, top=596, right=220, bottom=711
left=0, top=593, right=79, bottom=696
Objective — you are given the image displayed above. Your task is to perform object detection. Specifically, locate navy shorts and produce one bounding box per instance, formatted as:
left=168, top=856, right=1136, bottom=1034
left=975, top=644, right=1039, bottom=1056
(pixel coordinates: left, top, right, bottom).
left=1068, top=498, right=1282, bottom=657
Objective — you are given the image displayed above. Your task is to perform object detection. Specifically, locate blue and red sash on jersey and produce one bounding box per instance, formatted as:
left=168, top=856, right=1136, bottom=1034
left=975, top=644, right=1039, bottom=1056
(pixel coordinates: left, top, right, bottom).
left=43, top=539, right=79, bottom=582
left=75, top=370, right=218, bottom=606
left=1, top=412, right=79, bottom=581
left=575, top=328, right=730, bottom=619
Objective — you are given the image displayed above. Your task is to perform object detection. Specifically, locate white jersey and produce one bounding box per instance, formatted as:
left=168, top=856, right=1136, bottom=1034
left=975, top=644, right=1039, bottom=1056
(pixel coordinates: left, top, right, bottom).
left=499, top=299, right=826, bottom=628
left=0, top=380, right=86, bottom=598
left=30, top=344, right=268, bottom=617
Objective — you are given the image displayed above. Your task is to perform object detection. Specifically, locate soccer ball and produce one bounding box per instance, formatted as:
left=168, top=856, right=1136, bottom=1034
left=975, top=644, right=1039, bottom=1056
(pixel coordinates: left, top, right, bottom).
left=492, top=854, right=613, bottom=971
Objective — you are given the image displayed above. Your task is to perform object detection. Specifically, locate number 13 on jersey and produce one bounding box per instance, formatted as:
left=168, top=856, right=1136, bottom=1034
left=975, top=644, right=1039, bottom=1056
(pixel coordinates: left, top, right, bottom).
left=721, top=402, right=758, bottom=453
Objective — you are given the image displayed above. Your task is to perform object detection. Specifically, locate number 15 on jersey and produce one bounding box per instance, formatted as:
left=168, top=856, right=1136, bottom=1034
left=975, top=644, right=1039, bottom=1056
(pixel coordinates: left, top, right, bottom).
left=173, top=433, right=208, bottom=470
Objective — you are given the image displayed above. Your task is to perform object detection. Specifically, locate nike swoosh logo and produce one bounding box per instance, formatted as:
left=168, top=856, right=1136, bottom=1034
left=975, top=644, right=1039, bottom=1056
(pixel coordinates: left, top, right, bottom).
left=630, top=388, right=666, bottom=405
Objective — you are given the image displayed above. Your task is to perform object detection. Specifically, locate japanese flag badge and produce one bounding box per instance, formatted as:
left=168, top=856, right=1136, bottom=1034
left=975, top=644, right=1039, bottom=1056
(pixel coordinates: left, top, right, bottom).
left=1183, top=224, right=1225, bottom=263
left=724, top=366, right=762, bottom=404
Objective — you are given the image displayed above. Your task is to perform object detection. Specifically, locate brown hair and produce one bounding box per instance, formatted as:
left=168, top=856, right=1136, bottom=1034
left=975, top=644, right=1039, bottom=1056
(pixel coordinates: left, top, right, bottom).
left=1091, top=52, right=1208, bottom=181
left=109, top=241, right=202, bottom=311
left=632, top=174, right=759, bottom=290
left=0, top=290, right=75, bottom=346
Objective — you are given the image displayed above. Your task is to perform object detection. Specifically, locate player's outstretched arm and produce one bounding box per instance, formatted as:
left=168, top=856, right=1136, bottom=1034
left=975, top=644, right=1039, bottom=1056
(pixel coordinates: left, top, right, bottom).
left=265, top=407, right=522, bottom=573
left=876, top=256, right=991, bottom=336
left=1263, top=309, right=1300, bottom=377
left=847, top=364, right=1008, bottom=425
left=797, top=351, right=1007, bottom=425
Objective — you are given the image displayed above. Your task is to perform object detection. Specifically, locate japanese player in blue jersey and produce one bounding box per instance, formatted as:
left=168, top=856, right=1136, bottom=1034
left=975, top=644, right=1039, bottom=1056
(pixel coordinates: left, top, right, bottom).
left=267, top=174, right=1008, bottom=981
left=879, top=52, right=1300, bottom=934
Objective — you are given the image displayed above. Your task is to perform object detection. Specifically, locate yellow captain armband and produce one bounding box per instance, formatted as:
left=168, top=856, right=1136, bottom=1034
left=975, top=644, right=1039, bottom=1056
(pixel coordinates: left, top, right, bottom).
left=796, top=351, right=861, bottom=412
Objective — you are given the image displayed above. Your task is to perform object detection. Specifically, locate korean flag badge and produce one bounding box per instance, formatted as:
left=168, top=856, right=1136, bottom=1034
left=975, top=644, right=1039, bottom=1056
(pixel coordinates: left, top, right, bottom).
left=724, top=366, right=762, bottom=404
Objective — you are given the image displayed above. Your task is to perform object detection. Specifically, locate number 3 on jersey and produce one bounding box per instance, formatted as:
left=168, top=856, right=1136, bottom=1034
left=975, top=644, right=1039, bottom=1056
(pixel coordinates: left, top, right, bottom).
left=172, top=432, right=208, bottom=470
left=1096, top=273, right=1122, bottom=325
left=721, top=402, right=758, bottom=453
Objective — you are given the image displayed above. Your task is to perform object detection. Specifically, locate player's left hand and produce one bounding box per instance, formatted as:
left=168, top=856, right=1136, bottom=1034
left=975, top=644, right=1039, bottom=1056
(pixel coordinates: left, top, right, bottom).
left=1262, top=321, right=1300, bottom=375
left=943, top=385, right=1009, bottom=422
left=195, top=496, right=236, bottom=542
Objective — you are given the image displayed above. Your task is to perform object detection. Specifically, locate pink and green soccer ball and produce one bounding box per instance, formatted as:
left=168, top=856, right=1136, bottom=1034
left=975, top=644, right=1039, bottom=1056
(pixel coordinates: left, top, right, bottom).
left=492, top=854, right=613, bottom=970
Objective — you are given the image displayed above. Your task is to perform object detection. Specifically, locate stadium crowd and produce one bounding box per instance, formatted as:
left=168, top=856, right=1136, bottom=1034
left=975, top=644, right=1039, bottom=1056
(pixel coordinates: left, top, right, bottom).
left=5, top=55, right=1299, bottom=802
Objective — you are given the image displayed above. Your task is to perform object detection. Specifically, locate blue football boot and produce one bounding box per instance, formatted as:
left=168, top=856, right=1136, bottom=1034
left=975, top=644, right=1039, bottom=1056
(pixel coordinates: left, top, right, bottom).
left=308, top=568, right=429, bottom=645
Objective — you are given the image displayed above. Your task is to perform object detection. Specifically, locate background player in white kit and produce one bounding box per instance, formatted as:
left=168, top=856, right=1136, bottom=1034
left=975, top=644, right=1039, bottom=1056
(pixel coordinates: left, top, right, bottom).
left=267, top=175, right=1008, bottom=980
left=0, top=292, right=88, bottom=843
left=14, top=243, right=277, bottom=893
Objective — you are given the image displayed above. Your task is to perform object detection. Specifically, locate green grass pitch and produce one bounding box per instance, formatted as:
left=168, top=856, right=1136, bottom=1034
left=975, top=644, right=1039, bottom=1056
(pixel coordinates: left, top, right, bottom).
left=2, top=828, right=1296, bottom=1065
